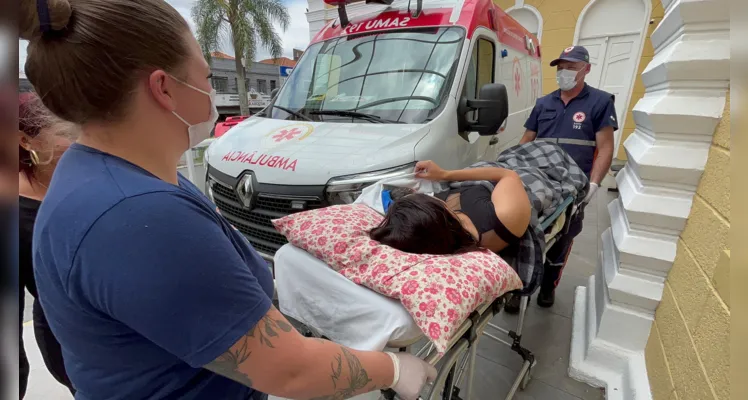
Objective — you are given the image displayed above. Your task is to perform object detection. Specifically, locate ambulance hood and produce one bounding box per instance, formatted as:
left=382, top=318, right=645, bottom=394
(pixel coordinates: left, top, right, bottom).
left=205, top=117, right=430, bottom=185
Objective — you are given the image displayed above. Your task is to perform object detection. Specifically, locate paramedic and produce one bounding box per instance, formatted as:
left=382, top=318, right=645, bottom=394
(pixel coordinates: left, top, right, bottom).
left=22, top=1, right=435, bottom=399
left=518, top=45, right=618, bottom=309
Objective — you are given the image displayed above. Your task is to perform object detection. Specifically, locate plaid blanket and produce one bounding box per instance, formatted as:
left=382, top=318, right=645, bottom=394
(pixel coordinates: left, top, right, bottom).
left=448, top=142, right=589, bottom=294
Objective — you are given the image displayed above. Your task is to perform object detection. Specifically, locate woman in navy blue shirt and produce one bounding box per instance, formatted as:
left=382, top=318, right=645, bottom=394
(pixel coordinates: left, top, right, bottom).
left=21, top=0, right=434, bottom=399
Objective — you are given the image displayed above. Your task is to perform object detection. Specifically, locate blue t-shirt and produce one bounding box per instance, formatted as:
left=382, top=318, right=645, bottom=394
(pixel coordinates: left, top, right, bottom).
left=33, top=143, right=274, bottom=400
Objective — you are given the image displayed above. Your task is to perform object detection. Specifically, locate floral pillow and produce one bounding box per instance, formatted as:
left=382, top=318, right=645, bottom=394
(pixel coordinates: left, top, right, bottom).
left=272, top=204, right=523, bottom=353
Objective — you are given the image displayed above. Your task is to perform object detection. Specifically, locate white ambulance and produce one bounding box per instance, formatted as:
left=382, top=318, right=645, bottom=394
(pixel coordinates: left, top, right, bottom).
left=204, top=0, right=542, bottom=263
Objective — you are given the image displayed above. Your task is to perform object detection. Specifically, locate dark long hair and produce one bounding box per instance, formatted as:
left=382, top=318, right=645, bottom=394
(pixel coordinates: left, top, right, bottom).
left=370, top=193, right=480, bottom=255
left=18, top=93, right=47, bottom=182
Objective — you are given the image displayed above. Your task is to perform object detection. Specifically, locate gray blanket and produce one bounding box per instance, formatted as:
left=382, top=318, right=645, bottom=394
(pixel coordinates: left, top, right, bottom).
left=448, top=141, right=589, bottom=294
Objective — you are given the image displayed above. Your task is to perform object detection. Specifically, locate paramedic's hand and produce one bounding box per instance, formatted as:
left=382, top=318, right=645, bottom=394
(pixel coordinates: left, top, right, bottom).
left=388, top=352, right=437, bottom=400
left=583, top=183, right=599, bottom=204
left=415, top=160, right=449, bottom=181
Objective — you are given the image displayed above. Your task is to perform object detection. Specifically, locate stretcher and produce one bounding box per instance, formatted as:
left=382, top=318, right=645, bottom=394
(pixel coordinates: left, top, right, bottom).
left=274, top=196, right=579, bottom=400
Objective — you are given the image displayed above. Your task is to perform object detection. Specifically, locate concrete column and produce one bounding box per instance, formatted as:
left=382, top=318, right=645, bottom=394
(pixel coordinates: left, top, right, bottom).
left=568, top=1, right=730, bottom=399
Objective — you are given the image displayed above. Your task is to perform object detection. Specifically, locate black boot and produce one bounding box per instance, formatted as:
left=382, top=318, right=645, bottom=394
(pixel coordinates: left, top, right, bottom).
left=536, top=288, right=555, bottom=308
left=504, top=294, right=521, bottom=314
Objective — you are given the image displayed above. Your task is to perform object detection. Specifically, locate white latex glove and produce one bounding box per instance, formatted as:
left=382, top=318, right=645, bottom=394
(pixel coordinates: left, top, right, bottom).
left=387, top=352, right=438, bottom=400
left=583, top=182, right=599, bottom=204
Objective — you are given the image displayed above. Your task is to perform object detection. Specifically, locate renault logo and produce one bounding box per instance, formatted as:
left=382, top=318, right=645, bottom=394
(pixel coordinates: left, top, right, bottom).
left=236, top=173, right=256, bottom=209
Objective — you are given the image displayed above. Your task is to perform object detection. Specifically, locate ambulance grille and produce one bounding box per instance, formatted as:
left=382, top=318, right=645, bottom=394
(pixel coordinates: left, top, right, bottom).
left=210, top=179, right=324, bottom=255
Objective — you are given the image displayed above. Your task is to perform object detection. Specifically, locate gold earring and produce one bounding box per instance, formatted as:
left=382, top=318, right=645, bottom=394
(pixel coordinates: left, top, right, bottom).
left=29, top=150, right=40, bottom=165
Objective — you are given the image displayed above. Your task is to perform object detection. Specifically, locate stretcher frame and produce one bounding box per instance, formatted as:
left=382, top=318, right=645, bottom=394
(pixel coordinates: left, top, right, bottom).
left=286, top=196, right=579, bottom=400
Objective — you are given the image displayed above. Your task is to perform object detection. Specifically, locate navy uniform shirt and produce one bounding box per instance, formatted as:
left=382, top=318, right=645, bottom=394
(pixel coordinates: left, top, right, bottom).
left=524, top=83, right=618, bottom=175
left=33, top=143, right=274, bottom=400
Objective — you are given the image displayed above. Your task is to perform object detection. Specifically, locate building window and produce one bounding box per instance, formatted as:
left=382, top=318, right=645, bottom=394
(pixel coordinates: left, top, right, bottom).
left=211, top=76, right=229, bottom=93
left=257, top=79, right=267, bottom=94
left=270, top=80, right=277, bottom=91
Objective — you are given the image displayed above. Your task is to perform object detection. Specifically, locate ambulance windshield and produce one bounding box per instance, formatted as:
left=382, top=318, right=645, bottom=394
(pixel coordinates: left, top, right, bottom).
left=269, top=27, right=464, bottom=124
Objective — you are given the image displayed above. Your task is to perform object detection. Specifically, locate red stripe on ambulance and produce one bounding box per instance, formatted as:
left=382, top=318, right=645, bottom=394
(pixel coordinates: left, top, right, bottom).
left=312, top=0, right=540, bottom=59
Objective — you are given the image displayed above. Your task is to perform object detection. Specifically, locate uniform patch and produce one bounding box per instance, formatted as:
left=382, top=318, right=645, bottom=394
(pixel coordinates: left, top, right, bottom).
left=573, top=112, right=586, bottom=123
left=564, top=46, right=575, bottom=53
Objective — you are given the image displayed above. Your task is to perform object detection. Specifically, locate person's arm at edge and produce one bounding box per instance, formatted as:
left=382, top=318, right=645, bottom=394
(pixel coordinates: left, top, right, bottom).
left=444, top=168, right=531, bottom=240
left=205, top=307, right=395, bottom=400
left=519, top=130, right=536, bottom=144
left=589, top=127, right=614, bottom=185
left=443, top=165, right=516, bottom=184
left=520, top=99, right=541, bottom=144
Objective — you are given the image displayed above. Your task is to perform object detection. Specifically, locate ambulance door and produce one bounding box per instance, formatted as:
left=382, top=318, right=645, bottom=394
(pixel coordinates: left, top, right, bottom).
left=460, top=28, right=501, bottom=162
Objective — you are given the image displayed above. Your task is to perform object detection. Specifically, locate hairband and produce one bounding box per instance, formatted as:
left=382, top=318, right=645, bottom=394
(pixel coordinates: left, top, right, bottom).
left=36, top=0, right=52, bottom=33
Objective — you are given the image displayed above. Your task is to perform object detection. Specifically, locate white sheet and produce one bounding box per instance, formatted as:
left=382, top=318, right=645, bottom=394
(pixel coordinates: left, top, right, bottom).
left=275, top=244, right=423, bottom=352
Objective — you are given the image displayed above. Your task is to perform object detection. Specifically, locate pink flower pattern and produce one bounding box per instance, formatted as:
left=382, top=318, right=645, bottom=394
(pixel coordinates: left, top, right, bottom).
left=272, top=204, right=523, bottom=354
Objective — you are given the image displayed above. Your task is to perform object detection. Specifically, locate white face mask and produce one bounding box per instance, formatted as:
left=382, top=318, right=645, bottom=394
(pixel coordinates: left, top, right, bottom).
left=170, top=76, right=219, bottom=148
left=556, top=69, right=579, bottom=91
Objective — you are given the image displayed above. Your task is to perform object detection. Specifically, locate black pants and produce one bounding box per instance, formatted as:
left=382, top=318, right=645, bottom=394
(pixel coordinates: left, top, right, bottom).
left=541, top=207, right=585, bottom=292
left=19, top=291, right=75, bottom=398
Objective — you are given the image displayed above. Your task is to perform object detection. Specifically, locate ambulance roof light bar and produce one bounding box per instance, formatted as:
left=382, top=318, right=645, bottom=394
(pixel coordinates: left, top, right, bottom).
left=323, top=0, right=352, bottom=28
left=407, top=0, right=423, bottom=18
left=324, top=0, right=417, bottom=28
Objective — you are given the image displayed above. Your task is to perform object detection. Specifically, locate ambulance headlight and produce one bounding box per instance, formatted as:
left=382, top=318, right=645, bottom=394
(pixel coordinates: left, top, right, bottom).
left=203, top=145, right=214, bottom=200
left=325, top=163, right=416, bottom=205
left=205, top=175, right=216, bottom=202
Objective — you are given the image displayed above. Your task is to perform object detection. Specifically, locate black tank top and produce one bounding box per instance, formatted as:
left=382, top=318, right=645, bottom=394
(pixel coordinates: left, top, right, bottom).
left=435, top=185, right=522, bottom=246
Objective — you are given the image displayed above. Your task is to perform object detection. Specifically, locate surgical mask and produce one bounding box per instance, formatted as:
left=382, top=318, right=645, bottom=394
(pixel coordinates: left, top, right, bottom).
left=556, top=69, right=579, bottom=91
left=170, top=76, right=219, bottom=148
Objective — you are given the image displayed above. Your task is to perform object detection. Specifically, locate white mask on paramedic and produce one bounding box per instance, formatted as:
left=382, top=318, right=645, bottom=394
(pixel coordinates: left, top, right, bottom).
left=556, top=69, right=579, bottom=91
left=170, top=76, right=219, bottom=147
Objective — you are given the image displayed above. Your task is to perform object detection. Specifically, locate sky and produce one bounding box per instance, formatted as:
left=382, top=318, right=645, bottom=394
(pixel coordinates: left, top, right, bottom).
left=18, top=0, right=311, bottom=76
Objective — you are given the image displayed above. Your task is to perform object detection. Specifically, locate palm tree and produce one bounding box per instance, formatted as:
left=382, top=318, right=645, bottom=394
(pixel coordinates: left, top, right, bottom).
left=192, top=0, right=290, bottom=116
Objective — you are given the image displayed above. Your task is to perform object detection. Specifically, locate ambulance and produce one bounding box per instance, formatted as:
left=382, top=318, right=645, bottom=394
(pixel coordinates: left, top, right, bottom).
left=204, top=0, right=542, bottom=263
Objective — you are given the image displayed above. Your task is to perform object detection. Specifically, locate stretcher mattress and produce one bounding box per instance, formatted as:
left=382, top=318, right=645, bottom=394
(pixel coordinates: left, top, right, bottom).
left=275, top=244, right=424, bottom=352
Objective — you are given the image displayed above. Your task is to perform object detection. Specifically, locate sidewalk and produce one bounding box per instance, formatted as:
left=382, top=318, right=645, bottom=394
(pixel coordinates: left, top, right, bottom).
left=22, top=321, right=72, bottom=399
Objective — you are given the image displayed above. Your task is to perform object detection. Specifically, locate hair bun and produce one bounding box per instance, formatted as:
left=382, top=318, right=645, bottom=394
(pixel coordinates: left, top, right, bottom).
left=19, top=0, right=72, bottom=41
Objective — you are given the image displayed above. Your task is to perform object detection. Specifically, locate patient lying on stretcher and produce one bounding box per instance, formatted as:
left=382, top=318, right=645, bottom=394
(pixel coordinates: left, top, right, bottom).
left=370, top=160, right=532, bottom=255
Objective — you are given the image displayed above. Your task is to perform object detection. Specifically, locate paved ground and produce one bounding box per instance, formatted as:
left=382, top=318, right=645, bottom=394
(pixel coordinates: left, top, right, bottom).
left=20, top=170, right=615, bottom=399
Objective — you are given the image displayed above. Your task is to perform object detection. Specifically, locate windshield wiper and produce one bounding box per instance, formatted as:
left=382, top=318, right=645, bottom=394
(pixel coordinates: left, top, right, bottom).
left=271, top=104, right=313, bottom=121
left=309, top=110, right=404, bottom=124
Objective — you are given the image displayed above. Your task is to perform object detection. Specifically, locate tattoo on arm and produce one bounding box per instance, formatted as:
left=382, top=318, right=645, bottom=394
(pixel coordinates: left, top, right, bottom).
left=204, top=315, right=294, bottom=387
left=310, top=347, right=373, bottom=400
left=331, top=354, right=342, bottom=388
left=249, top=315, right=294, bottom=348
left=207, top=319, right=377, bottom=399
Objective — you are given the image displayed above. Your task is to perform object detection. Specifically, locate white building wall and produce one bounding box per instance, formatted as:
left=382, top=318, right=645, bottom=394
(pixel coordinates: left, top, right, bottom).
left=568, top=0, right=730, bottom=399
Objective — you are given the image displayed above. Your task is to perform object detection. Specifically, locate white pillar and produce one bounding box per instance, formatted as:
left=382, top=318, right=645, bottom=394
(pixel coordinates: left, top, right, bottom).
left=568, top=1, right=730, bottom=399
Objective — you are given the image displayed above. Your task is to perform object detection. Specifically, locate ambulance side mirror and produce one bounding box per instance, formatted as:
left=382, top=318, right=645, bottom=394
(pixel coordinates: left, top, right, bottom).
left=458, top=83, right=509, bottom=136
left=270, top=88, right=280, bottom=99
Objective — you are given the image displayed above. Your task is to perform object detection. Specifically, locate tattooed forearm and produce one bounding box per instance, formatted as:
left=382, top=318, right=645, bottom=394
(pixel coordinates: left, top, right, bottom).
left=331, top=354, right=342, bottom=388
left=204, top=345, right=254, bottom=387
left=204, top=315, right=293, bottom=387
left=310, top=347, right=373, bottom=400
left=248, top=315, right=294, bottom=348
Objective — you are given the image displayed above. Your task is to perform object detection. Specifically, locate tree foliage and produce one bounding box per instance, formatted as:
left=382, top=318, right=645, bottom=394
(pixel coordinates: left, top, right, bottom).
left=192, top=0, right=290, bottom=114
